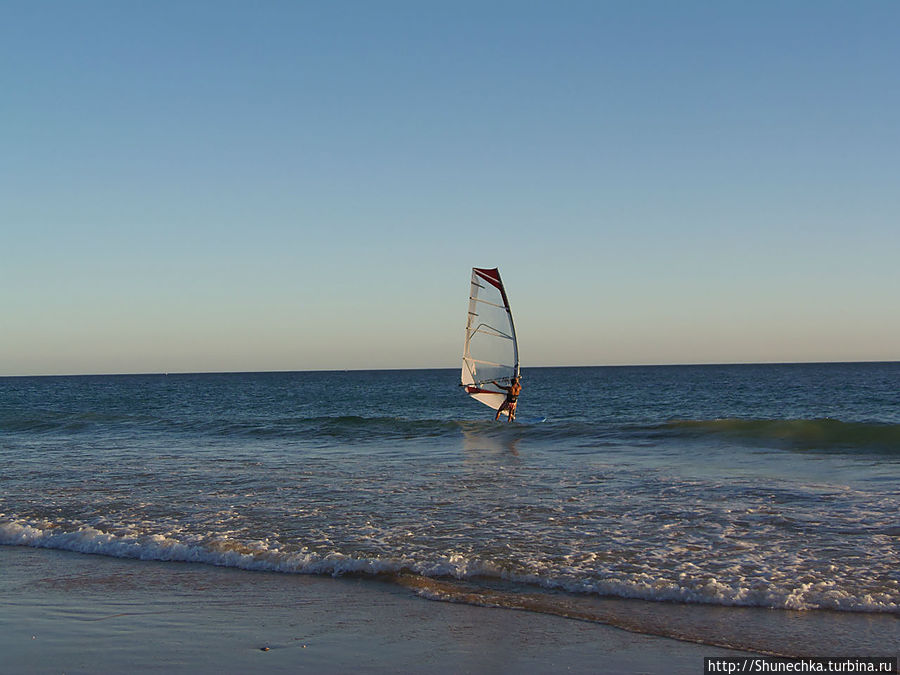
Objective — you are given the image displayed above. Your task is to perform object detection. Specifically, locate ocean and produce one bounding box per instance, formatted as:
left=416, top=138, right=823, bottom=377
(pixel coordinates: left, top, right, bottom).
left=2, top=363, right=898, bottom=656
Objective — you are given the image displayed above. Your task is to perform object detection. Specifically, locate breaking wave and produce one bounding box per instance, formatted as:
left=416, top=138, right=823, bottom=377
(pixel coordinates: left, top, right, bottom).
left=2, top=518, right=897, bottom=616
left=6, top=405, right=898, bottom=456
left=662, top=418, right=900, bottom=453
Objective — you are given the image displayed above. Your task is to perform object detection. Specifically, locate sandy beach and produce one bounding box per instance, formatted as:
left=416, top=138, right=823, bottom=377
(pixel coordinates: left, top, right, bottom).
left=1, top=545, right=751, bottom=674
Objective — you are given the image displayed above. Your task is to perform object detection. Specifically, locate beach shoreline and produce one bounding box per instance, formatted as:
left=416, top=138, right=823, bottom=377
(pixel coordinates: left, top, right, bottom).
left=1, top=545, right=751, bottom=674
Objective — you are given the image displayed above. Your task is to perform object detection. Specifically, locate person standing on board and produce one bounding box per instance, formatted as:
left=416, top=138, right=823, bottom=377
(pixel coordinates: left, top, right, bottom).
left=492, top=376, right=522, bottom=422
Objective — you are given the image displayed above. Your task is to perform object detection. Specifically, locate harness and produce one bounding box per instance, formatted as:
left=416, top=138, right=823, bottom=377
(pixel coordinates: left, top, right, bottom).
left=506, top=386, right=521, bottom=404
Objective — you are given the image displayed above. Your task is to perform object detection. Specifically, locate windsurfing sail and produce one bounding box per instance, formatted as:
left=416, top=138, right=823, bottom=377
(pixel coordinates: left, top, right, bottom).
left=461, top=267, right=519, bottom=411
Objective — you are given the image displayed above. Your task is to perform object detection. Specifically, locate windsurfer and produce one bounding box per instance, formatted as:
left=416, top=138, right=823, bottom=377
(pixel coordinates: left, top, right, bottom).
left=493, top=376, right=522, bottom=422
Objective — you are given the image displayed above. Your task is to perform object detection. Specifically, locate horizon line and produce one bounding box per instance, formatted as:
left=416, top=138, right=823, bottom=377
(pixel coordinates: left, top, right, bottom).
left=2, top=359, right=898, bottom=379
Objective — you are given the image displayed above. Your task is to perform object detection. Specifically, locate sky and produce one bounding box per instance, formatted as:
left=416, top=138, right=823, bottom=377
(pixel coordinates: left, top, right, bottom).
left=1, top=1, right=898, bottom=376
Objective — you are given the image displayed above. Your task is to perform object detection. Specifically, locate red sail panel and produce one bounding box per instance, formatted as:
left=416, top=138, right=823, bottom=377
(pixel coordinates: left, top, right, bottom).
left=473, top=267, right=503, bottom=291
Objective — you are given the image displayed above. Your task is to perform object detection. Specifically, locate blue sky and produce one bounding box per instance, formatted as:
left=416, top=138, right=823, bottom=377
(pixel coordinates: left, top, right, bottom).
left=2, top=1, right=898, bottom=375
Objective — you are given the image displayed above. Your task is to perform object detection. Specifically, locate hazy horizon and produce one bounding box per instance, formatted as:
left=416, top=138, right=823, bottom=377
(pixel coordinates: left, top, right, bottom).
left=3, top=359, right=898, bottom=380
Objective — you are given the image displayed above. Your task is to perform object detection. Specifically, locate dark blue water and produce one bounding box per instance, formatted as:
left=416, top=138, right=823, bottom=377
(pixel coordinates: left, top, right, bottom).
left=2, top=364, right=898, bottom=652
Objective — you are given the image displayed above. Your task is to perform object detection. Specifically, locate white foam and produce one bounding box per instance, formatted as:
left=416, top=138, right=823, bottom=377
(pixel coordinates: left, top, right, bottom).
left=2, top=518, right=897, bottom=614
left=0, top=519, right=414, bottom=577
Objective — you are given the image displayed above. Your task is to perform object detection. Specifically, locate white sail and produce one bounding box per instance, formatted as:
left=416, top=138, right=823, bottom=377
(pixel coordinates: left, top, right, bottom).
left=461, top=267, right=519, bottom=411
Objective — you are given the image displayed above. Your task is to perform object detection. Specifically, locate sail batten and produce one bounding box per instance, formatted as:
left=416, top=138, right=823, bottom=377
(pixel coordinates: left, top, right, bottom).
left=471, top=297, right=509, bottom=311
left=469, top=358, right=514, bottom=368
left=472, top=325, right=513, bottom=339
left=461, top=267, right=519, bottom=412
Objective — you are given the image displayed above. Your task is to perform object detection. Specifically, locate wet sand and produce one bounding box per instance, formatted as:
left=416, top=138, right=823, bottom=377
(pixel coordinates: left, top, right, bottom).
left=1, top=545, right=754, bottom=674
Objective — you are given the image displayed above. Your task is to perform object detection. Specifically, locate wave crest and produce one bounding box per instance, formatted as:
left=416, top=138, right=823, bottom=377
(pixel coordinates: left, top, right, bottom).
left=2, top=518, right=897, bottom=615
left=664, top=418, right=900, bottom=452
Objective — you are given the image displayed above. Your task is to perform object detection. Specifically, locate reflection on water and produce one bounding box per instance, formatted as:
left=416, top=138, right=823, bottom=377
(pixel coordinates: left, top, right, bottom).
left=461, top=426, right=520, bottom=457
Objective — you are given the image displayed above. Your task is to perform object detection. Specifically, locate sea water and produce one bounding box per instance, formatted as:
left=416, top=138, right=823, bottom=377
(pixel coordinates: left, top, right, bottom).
left=1, top=364, right=898, bottom=655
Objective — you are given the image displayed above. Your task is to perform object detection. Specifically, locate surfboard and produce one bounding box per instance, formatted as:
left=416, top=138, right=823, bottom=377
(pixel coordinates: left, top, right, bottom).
left=518, top=416, right=547, bottom=424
